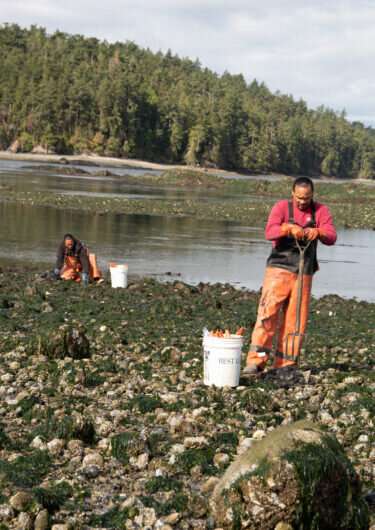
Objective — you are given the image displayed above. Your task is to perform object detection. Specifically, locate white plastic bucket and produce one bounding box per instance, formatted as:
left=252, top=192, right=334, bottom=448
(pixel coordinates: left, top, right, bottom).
left=109, top=263, right=128, bottom=288
left=203, top=335, right=244, bottom=387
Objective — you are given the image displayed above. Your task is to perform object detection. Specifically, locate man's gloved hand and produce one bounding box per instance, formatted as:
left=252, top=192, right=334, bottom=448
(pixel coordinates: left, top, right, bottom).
left=304, top=228, right=322, bottom=241
left=280, top=223, right=292, bottom=237
left=280, top=223, right=305, bottom=240
left=81, top=272, right=89, bottom=286
left=290, top=225, right=305, bottom=239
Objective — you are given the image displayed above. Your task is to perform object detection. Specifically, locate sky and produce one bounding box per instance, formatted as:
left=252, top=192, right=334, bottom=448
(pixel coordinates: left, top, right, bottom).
left=2, top=0, right=375, bottom=126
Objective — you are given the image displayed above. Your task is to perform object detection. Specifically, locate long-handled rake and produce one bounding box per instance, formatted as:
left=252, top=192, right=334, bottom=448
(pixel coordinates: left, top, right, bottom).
left=284, top=238, right=312, bottom=364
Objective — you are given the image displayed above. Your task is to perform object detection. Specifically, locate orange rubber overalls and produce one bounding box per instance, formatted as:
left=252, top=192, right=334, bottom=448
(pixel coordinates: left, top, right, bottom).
left=61, top=251, right=102, bottom=282
left=247, top=267, right=313, bottom=369
left=247, top=202, right=317, bottom=369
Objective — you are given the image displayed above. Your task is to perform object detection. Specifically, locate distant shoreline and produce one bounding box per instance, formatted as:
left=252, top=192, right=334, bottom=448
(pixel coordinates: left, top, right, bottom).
left=0, top=150, right=240, bottom=177
left=1, top=150, right=374, bottom=185
left=0, top=150, right=186, bottom=170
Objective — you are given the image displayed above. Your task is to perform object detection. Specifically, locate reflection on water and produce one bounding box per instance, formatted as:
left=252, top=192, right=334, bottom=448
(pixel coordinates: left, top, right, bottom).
left=1, top=200, right=375, bottom=302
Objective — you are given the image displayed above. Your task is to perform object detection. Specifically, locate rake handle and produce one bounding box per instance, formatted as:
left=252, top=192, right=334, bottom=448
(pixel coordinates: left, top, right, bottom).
left=292, top=238, right=312, bottom=358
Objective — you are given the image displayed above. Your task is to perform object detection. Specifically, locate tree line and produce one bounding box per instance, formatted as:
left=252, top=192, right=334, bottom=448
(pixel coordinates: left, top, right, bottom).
left=0, top=23, right=374, bottom=178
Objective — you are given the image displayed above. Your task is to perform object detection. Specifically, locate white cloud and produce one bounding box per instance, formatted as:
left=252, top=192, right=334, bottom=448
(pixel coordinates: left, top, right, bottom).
left=1, top=0, right=375, bottom=125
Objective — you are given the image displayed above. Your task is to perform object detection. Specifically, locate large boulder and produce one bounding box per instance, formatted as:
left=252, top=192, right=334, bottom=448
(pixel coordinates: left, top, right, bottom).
left=210, top=420, right=369, bottom=530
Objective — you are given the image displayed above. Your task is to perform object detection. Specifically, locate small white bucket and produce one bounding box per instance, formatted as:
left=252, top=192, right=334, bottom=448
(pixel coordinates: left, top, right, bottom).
left=109, top=263, right=128, bottom=288
left=203, top=335, right=244, bottom=387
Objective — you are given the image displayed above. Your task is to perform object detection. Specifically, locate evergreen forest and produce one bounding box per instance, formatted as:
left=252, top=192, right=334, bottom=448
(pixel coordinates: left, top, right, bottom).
left=1, top=23, right=375, bottom=178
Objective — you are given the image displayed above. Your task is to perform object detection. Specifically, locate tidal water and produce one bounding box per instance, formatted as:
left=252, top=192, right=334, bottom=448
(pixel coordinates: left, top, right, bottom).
left=1, top=159, right=374, bottom=302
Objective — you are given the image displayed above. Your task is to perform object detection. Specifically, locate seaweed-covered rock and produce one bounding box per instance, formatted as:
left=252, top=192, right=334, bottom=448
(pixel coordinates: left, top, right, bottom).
left=35, top=326, right=90, bottom=359
left=64, top=327, right=90, bottom=359
left=110, top=431, right=148, bottom=465
left=210, top=420, right=369, bottom=530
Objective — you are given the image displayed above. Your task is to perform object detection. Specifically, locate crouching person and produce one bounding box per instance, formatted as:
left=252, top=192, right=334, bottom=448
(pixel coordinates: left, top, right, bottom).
left=54, top=233, right=102, bottom=286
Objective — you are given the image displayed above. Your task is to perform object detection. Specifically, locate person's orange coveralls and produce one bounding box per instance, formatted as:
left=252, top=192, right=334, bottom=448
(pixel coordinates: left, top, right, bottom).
left=55, top=234, right=102, bottom=284
left=246, top=193, right=337, bottom=371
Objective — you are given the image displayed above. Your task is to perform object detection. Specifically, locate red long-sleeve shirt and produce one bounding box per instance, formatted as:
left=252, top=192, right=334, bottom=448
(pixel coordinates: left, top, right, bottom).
left=265, top=199, right=337, bottom=246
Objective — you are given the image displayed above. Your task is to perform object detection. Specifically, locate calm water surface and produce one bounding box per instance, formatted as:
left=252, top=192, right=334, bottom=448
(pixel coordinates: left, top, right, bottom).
left=1, top=159, right=374, bottom=302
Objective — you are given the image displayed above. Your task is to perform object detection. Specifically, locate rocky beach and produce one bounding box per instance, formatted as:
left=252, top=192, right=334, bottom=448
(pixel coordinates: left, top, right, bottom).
left=0, top=266, right=373, bottom=529
left=0, top=154, right=373, bottom=528
left=1, top=18, right=375, bottom=529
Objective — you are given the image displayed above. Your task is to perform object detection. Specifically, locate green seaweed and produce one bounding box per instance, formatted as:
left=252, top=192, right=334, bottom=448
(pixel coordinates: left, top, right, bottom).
left=283, top=436, right=370, bottom=530
left=33, top=481, right=73, bottom=511
left=83, top=370, right=106, bottom=388
left=0, top=450, right=51, bottom=487
left=32, top=410, right=96, bottom=444
left=129, top=394, right=162, bottom=414
left=96, top=358, right=119, bottom=373
left=88, top=506, right=137, bottom=528
left=110, top=432, right=140, bottom=464
left=0, top=424, right=11, bottom=449
left=213, top=431, right=239, bottom=451
left=140, top=492, right=188, bottom=516
left=147, top=431, right=171, bottom=458
left=145, top=475, right=183, bottom=494
left=17, top=395, right=40, bottom=421
left=176, top=447, right=217, bottom=475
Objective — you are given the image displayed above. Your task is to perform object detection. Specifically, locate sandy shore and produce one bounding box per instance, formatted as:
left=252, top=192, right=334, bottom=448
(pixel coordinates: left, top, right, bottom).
left=2, top=150, right=373, bottom=185
left=0, top=150, right=236, bottom=176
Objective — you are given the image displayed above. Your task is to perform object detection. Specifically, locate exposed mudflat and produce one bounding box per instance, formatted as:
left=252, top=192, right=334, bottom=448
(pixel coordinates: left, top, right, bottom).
left=1, top=167, right=375, bottom=229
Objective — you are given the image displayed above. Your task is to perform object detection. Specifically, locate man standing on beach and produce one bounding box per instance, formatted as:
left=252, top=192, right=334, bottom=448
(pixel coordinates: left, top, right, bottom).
left=244, top=177, right=337, bottom=374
